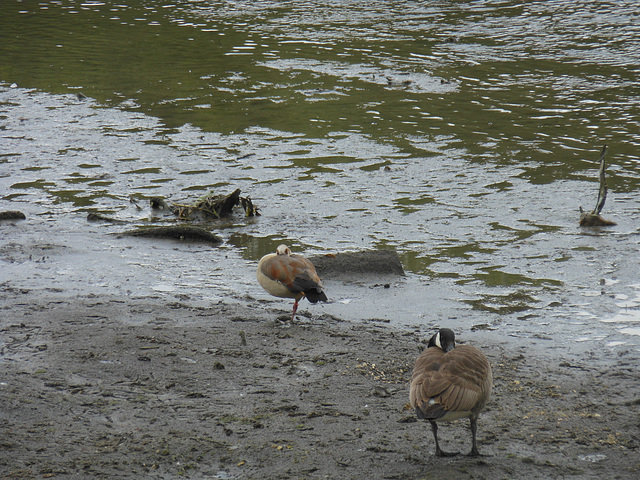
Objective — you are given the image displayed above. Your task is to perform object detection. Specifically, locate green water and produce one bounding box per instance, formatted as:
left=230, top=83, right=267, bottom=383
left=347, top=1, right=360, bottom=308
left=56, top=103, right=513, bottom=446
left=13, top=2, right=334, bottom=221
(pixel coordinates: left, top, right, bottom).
left=3, top=0, right=639, bottom=180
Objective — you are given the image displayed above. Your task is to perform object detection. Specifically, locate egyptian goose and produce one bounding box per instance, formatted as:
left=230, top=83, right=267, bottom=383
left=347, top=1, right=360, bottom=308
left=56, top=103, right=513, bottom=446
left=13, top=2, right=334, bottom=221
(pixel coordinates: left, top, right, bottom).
left=257, top=244, right=327, bottom=321
left=410, top=328, right=493, bottom=456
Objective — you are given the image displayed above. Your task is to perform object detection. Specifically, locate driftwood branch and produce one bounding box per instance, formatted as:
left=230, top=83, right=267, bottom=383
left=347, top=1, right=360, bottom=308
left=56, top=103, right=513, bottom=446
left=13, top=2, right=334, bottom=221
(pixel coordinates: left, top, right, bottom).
left=593, top=144, right=608, bottom=215
left=152, top=189, right=260, bottom=220
left=579, top=145, right=616, bottom=227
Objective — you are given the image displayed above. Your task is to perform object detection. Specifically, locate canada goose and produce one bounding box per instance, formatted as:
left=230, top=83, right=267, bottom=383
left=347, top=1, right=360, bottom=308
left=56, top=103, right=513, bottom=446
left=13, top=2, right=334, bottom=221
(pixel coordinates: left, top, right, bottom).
left=409, top=328, right=492, bottom=456
left=257, top=244, right=327, bottom=321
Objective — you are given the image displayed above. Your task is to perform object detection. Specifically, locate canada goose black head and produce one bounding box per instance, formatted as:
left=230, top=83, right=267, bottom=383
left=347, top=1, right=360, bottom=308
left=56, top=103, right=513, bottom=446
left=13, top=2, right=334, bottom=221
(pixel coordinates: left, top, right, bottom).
left=427, top=327, right=455, bottom=352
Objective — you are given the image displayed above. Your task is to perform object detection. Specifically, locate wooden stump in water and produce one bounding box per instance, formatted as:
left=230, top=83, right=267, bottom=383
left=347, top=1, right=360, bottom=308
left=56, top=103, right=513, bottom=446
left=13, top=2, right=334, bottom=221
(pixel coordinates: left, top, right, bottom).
left=579, top=145, right=616, bottom=227
left=579, top=211, right=617, bottom=227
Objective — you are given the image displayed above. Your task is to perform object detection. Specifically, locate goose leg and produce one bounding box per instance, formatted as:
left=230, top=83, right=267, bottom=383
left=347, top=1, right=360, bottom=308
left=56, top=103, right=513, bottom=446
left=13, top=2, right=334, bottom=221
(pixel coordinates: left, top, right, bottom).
left=430, top=420, right=458, bottom=457
left=290, top=299, right=299, bottom=322
left=468, top=416, right=481, bottom=456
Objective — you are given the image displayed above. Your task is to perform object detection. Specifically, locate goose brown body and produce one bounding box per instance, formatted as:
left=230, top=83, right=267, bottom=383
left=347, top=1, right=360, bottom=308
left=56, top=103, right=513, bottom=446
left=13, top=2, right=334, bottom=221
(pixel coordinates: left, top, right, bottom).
left=257, top=244, right=327, bottom=320
left=410, top=328, right=492, bottom=456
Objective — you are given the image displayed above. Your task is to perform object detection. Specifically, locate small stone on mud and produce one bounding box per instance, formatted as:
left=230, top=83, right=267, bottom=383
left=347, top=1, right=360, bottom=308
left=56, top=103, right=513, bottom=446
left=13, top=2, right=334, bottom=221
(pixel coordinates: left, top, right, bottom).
left=0, top=210, right=26, bottom=220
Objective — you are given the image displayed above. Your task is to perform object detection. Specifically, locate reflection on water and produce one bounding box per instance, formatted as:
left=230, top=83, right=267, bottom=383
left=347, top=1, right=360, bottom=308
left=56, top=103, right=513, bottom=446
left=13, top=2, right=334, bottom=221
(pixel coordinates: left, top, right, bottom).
left=1, top=1, right=640, bottom=349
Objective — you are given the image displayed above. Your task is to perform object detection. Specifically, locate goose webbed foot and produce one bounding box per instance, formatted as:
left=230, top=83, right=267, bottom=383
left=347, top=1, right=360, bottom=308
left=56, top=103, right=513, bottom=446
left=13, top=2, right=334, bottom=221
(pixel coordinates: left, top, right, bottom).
left=430, top=420, right=458, bottom=457
left=467, top=448, right=491, bottom=457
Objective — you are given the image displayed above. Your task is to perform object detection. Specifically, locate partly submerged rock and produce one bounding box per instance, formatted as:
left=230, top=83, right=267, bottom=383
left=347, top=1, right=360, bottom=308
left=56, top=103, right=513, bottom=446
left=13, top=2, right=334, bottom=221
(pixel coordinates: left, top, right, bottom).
left=0, top=210, right=26, bottom=221
left=309, top=249, right=405, bottom=279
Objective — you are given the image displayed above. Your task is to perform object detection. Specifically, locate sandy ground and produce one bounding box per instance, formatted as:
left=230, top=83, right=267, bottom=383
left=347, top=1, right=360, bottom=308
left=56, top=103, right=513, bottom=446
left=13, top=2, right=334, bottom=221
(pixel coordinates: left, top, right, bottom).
left=1, top=292, right=639, bottom=480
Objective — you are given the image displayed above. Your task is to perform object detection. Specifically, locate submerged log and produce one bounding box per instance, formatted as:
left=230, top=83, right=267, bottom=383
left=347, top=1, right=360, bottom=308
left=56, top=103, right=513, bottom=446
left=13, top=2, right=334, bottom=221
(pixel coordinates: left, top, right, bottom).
left=119, top=225, right=222, bottom=244
left=579, top=145, right=616, bottom=227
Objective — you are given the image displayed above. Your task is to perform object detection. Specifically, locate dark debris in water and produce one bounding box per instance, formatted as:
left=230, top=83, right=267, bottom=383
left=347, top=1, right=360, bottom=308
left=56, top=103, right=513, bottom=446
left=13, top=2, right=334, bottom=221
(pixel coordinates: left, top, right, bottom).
left=152, top=188, right=260, bottom=220
left=92, top=189, right=258, bottom=245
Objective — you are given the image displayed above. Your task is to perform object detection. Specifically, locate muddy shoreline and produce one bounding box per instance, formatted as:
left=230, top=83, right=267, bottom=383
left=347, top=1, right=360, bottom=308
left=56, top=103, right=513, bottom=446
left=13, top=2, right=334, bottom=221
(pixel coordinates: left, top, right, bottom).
left=1, top=293, right=638, bottom=479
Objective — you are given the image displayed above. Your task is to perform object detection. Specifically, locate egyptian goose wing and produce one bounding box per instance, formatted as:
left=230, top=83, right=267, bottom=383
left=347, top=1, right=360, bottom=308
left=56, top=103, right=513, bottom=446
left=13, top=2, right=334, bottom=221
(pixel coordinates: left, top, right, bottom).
left=288, top=254, right=324, bottom=292
left=410, top=345, right=491, bottom=419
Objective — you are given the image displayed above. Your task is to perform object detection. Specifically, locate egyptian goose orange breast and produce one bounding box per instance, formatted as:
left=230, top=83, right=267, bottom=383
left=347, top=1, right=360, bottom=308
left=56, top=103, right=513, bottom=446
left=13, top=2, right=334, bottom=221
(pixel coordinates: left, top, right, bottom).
left=257, top=244, right=327, bottom=321
left=410, top=328, right=492, bottom=457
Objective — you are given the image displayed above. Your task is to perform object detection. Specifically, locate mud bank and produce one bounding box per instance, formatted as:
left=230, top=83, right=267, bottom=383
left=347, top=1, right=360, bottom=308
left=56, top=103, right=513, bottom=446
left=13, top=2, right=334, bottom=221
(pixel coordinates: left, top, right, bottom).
left=1, top=295, right=639, bottom=479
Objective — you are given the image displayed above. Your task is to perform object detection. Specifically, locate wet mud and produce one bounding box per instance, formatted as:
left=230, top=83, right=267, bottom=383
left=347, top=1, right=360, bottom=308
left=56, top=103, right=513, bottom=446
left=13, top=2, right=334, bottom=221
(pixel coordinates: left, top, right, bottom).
left=1, top=295, right=639, bottom=479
